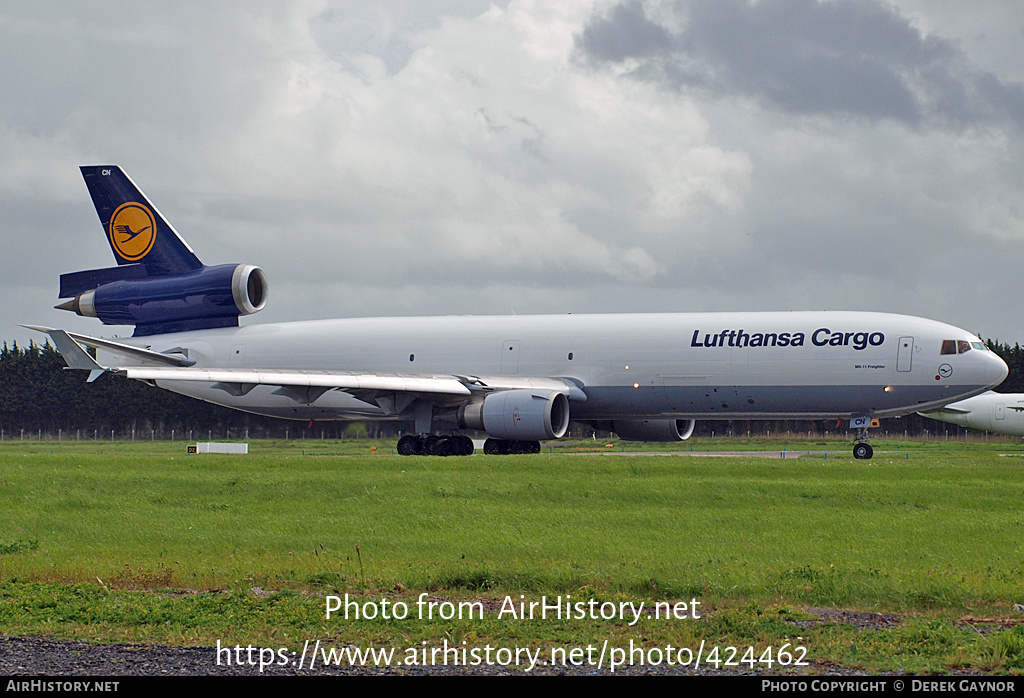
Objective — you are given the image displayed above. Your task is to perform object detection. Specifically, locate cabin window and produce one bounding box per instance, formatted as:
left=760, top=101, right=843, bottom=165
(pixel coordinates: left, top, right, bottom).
left=568, top=352, right=573, bottom=360
left=409, top=354, right=415, bottom=362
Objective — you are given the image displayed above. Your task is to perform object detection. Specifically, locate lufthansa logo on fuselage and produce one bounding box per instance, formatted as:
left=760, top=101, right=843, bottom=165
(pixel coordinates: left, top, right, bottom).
left=691, top=329, right=885, bottom=350
left=109, top=202, right=157, bottom=261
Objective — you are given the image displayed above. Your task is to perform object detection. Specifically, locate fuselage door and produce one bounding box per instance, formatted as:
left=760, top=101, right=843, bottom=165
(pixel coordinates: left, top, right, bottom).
left=501, top=340, right=520, bottom=375
left=996, top=403, right=1006, bottom=420
left=896, top=336, right=913, bottom=372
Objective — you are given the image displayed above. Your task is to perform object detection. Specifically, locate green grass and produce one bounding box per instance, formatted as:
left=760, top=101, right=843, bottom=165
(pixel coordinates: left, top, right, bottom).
left=2, top=438, right=1024, bottom=673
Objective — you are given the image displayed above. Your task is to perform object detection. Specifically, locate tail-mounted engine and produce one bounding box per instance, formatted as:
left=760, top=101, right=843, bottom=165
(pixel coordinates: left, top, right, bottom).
left=57, top=263, right=268, bottom=337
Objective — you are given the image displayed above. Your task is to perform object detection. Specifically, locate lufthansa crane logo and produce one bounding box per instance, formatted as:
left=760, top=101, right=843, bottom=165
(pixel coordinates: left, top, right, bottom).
left=109, top=202, right=157, bottom=261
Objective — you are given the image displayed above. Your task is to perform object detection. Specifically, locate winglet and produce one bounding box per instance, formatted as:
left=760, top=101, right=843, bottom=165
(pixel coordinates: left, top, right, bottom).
left=41, top=329, right=109, bottom=382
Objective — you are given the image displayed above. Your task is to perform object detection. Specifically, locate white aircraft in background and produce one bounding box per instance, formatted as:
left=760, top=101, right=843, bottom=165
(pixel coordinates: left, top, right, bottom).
left=30, top=166, right=1009, bottom=459
left=920, top=391, right=1024, bottom=437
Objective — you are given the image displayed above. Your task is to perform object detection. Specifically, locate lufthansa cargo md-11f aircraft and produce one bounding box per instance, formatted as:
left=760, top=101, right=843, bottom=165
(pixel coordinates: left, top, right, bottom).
left=30, top=166, right=1009, bottom=459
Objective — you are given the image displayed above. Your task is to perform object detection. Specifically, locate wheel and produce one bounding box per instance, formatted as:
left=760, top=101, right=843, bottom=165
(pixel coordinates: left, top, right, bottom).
left=424, top=435, right=449, bottom=456
left=397, top=435, right=418, bottom=456
left=853, top=442, right=873, bottom=459
left=457, top=435, right=475, bottom=456
left=484, top=438, right=507, bottom=455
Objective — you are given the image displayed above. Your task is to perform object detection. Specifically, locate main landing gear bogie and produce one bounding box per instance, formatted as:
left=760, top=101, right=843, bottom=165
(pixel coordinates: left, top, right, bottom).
left=397, top=434, right=474, bottom=457
left=396, top=434, right=543, bottom=456
left=483, top=438, right=541, bottom=455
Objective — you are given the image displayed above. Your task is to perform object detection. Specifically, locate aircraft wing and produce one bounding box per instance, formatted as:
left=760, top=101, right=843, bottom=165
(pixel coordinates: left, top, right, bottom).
left=118, top=366, right=473, bottom=396
left=34, top=328, right=585, bottom=405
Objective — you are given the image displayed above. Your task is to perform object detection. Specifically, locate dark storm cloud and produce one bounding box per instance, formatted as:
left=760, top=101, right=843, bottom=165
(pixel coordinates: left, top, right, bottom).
left=575, top=1, right=672, bottom=61
left=578, top=0, right=1024, bottom=129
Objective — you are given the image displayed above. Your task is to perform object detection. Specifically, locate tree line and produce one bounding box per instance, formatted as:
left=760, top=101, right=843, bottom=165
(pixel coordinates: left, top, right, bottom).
left=1, top=338, right=1022, bottom=440
left=0, top=341, right=370, bottom=439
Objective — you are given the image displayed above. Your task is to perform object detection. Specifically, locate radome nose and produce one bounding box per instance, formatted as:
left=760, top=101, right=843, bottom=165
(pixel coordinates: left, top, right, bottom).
left=988, top=352, right=1009, bottom=387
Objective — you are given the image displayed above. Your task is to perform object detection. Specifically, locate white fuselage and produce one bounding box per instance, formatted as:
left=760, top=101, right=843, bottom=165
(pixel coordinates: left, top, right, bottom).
left=105, top=310, right=1008, bottom=424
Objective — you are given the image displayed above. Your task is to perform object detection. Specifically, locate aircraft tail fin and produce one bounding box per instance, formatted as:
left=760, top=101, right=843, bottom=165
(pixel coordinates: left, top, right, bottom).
left=79, top=165, right=203, bottom=276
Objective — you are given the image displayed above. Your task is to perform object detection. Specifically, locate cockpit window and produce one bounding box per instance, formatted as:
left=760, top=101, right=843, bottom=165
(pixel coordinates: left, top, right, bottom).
left=941, top=339, right=982, bottom=355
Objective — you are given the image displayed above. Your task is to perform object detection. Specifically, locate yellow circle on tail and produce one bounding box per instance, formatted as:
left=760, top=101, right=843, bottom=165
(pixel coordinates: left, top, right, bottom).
left=109, top=202, right=157, bottom=261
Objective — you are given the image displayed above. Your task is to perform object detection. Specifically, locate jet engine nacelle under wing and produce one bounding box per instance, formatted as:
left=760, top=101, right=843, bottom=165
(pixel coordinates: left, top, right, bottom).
left=460, top=389, right=570, bottom=441
left=612, top=418, right=696, bottom=442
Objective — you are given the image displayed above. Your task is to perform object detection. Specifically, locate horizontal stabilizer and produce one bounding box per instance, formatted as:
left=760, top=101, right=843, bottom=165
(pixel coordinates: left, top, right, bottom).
left=59, top=264, right=147, bottom=299
left=38, top=329, right=107, bottom=383
left=23, top=326, right=195, bottom=367
left=919, top=406, right=971, bottom=415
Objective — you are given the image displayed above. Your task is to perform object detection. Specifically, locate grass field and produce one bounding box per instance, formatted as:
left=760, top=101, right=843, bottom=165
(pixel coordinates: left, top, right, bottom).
left=2, top=437, right=1024, bottom=674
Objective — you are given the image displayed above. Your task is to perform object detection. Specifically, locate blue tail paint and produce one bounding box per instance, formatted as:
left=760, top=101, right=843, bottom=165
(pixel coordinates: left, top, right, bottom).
left=57, top=166, right=268, bottom=337
left=81, top=165, right=203, bottom=275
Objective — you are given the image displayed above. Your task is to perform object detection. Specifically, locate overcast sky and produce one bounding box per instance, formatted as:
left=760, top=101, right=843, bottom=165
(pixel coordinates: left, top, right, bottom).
left=3, top=0, right=1023, bottom=348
